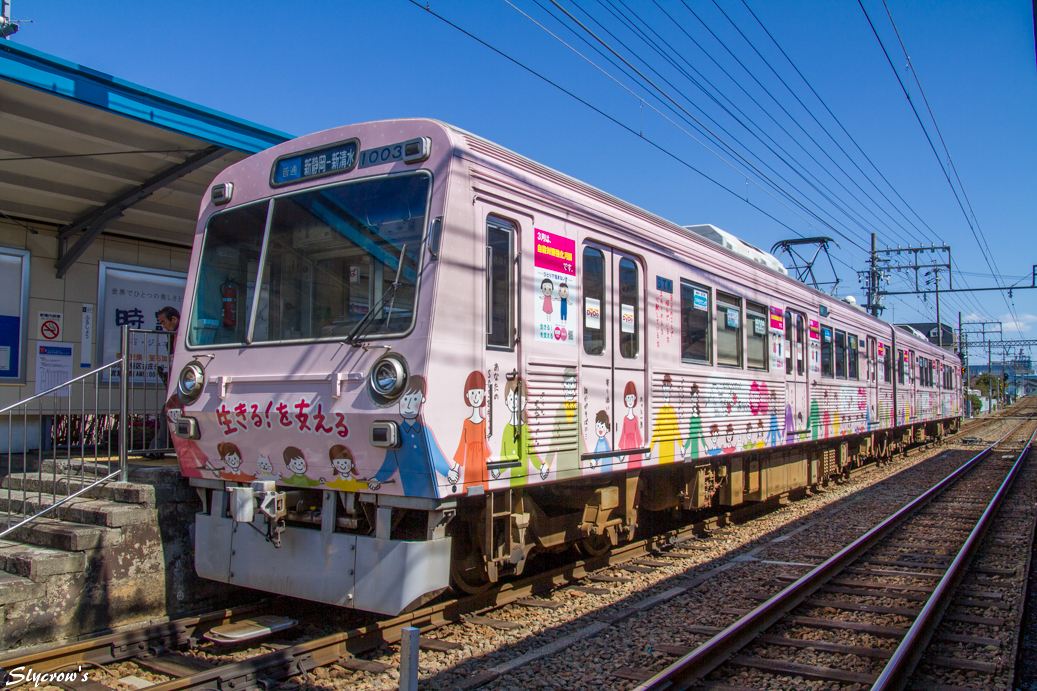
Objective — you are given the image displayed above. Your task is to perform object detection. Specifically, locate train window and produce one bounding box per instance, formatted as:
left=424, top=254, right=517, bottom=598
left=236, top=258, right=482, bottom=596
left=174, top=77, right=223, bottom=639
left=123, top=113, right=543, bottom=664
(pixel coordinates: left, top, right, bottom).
left=618, top=257, right=639, bottom=359
left=897, top=349, right=905, bottom=385
left=746, top=301, right=768, bottom=370
left=834, top=330, right=846, bottom=379
left=883, top=345, right=892, bottom=384
left=253, top=173, right=429, bottom=343
left=486, top=219, right=514, bottom=350
left=188, top=200, right=269, bottom=346
left=820, top=325, right=833, bottom=378
left=716, top=292, right=742, bottom=367
left=583, top=248, right=606, bottom=356
left=847, top=334, right=858, bottom=380
left=784, top=310, right=793, bottom=375
left=796, top=314, right=805, bottom=375
left=680, top=280, right=711, bottom=364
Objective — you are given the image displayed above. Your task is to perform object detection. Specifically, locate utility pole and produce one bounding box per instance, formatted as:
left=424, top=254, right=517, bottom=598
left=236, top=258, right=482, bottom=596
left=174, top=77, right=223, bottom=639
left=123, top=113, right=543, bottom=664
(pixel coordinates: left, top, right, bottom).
left=866, top=232, right=881, bottom=317
left=988, top=341, right=993, bottom=412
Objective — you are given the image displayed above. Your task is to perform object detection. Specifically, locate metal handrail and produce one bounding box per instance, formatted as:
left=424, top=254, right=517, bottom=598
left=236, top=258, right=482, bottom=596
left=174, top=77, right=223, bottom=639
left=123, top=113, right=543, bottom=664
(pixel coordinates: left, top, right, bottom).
left=0, top=469, right=120, bottom=541
left=633, top=418, right=1031, bottom=691
left=0, top=359, right=121, bottom=415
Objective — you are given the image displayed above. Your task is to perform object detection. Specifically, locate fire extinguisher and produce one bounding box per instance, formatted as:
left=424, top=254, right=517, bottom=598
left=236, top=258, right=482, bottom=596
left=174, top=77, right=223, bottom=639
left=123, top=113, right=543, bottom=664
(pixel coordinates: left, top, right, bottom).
left=220, top=277, right=237, bottom=328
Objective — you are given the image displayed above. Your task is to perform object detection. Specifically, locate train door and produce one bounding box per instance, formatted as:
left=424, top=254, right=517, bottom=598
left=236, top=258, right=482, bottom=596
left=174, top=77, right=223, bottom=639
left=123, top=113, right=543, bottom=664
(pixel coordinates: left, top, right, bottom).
left=908, top=349, right=916, bottom=422
left=866, top=336, right=878, bottom=428
left=483, top=215, right=522, bottom=485
left=610, top=253, right=646, bottom=471
left=579, top=244, right=646, bottom=473
left=784, top=309, right=808, bottom=439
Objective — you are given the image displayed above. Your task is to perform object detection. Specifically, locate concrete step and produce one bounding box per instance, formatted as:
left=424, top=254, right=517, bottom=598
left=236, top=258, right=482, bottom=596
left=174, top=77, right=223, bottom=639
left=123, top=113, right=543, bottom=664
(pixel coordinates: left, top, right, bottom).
left=0, top=488, right=154, bottom=528
left=2, top=473, right=155, bottom=506
left=0, top=514, right=123, bottom=551
left=0, top=571, right=43, bottom=605
left=0, top=539, right=86, bottom=582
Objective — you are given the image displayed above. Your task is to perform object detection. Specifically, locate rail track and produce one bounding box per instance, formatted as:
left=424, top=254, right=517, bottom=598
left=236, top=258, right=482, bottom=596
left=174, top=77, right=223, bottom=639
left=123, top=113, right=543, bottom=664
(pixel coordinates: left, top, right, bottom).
left=0, top=408, right=1026, bottom=691
left=631, top=405, right=1037, bottom=691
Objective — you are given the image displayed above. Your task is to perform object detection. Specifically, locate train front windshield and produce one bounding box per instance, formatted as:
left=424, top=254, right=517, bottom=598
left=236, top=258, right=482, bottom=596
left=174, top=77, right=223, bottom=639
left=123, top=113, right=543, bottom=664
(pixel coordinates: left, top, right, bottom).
left=188, top=173, right=429, bottom=346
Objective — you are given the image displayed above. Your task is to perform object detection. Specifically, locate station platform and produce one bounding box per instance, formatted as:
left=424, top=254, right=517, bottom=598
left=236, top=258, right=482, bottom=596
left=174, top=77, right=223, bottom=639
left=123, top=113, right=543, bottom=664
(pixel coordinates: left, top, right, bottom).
left=0, top=459, right=245, bottom=650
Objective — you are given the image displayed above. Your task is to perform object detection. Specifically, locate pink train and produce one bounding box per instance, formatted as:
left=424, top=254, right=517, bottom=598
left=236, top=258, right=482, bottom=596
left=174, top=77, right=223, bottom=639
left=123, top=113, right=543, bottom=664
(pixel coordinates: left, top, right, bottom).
left=167, top=119, right=962, bottom=615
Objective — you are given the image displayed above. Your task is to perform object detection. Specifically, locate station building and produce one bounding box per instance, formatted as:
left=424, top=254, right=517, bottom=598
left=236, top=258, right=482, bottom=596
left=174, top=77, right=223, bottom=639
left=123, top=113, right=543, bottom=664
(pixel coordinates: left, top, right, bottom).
left=0, top=40, right=290, bottom=444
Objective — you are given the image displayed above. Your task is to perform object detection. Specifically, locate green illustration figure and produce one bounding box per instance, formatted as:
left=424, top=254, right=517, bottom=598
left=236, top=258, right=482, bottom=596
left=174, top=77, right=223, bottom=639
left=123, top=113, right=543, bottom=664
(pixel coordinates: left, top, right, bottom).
left=549, top=367, right=584, bottom=477
left=681, top=383, right=702, bottom=461
left=647, top=374, right=683, bottom=464
left=280, top=446, right=323, bottom=488
left=492, top=378, right=545, bottom=487
left=809, top=399, right=822, bottom=440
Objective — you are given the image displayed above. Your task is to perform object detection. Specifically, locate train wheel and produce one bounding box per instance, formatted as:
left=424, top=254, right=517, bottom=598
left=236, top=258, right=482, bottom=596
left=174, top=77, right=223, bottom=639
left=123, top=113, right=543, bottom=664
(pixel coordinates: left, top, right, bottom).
left=451, top=554, right=492, bottom=595
left=576, top=534, right=612, bottom=558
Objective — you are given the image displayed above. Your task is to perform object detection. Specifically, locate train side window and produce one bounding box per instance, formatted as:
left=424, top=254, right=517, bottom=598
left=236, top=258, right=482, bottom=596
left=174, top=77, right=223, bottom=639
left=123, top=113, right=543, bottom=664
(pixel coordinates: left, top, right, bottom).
left=821, top=325, right=834, bottom=378
left=716, top=292, right=742, bottom=367
left=796, top=314, right=805, bottom=375
left=618, top=257, right=639, bottom=359
left=486, top=219, right=514, bottom=350
left=746, top=301, right=768, bottom=370
left=834, top=330, right=846, bottom=379
left=680, top=280, right=711, bottom=364
left=784, top=310, right=793, bottom=374
left=583, top=247, right=606, bottom=356
left=847, top=334, right=858, bottom=380
left=897, top=349, right=905, bottom=385
left=883, top=346, right=892, bottom=384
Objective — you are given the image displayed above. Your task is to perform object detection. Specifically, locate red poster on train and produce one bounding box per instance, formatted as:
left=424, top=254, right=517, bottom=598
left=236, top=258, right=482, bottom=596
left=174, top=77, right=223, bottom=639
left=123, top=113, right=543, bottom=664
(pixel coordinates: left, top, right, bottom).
left=769, top=306, right=784, bottom=331
left=533, top=229, right=576, bottom=346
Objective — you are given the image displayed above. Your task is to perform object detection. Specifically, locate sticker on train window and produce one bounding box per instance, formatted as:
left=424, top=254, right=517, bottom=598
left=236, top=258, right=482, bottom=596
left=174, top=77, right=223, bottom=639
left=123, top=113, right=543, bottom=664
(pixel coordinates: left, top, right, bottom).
left=585, top=297, right=601, bottom=329
left=754, top=318, right=765, bottom=335
left=726, top=308, right=739, bottom=328
left=621, top=304, right=635, bottom=333
left=822, top=327, right=832, bottom=343
left=692, top=289, right=708, bottom=311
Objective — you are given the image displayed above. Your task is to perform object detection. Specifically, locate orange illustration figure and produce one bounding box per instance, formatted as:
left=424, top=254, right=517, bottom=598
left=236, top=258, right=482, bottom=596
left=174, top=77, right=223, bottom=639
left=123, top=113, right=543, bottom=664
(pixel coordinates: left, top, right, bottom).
left=454, top=370, right=492, bottom=488
left=216, top=442, right=253, bottom=482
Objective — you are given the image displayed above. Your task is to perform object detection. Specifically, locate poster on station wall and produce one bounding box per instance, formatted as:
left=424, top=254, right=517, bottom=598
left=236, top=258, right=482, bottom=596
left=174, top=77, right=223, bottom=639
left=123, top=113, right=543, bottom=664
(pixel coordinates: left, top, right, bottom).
left=97, top=262, right=186, bottom=383
left=533, top=229, right=576, bottom=346
left=0, top=248, right=29, bottom=383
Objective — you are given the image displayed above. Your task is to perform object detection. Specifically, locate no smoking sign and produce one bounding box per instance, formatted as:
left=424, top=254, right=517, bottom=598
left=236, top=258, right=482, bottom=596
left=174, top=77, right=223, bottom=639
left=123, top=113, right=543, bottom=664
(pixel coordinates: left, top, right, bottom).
left=38, top=311, right=62, bottom=341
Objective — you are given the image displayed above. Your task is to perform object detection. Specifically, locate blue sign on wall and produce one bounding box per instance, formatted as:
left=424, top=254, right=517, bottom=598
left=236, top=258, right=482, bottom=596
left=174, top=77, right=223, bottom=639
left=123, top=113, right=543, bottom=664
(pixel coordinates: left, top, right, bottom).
left=0, top=314, right=20, bottom=379
left=656, top=276, right=673, bottom=294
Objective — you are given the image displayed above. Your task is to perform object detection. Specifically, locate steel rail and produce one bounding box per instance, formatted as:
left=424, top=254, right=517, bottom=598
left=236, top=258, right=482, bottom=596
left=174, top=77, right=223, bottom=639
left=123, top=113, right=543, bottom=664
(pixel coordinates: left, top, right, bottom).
left=632, top=415, right=1034, bottom=691
left=871, top=424, right=1037, bottom=690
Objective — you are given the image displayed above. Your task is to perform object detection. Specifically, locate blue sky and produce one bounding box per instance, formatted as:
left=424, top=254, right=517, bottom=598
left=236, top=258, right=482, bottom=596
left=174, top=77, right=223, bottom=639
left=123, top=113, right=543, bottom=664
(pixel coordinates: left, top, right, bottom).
left=9, top=0, right=1036, bottom=360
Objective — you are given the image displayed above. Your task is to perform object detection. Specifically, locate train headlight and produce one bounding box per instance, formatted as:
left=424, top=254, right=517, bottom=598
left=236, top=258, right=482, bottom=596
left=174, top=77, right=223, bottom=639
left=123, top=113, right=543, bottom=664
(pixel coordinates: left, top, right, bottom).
left=369, top=355, right=408, bottom=404
left=177, top=361, right=206, bottom=405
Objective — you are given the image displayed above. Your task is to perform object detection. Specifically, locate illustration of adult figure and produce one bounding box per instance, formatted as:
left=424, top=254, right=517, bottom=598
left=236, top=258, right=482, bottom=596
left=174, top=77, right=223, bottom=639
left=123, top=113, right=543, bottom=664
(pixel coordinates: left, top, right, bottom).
left=540, top=278, right=554, bottom=322
left=150, top=306, right=180, bottom=459
left=454, top=370, right=492, bottom=489
left=492, top=378, right=546, bottom=486
left=647, top=374, right=682, bottom=464
left=618, top=381, right=644, bottom=468
left=549, top=367, right=583, bottom=477
left=681, top=383, right=702, bottom=460
left=370, top=375, right=460, bottom=496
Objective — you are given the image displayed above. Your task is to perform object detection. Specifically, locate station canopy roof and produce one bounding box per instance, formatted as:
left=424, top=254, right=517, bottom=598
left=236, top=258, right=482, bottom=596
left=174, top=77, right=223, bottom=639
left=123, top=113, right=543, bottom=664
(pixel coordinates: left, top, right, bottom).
left=0, top=40, right=292, bottom=276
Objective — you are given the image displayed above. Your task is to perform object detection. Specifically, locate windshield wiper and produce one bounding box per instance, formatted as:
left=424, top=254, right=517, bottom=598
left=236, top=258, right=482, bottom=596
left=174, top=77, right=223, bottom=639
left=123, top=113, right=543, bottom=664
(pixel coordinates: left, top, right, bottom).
left=344, top=243, right=407, bottom=347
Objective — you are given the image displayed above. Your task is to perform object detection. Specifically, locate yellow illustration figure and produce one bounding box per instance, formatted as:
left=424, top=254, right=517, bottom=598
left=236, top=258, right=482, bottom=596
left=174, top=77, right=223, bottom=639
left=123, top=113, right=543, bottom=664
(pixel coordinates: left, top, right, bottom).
left=647, top=374, right=682, bottom=464
left=320, top=445, right=370, bottom=491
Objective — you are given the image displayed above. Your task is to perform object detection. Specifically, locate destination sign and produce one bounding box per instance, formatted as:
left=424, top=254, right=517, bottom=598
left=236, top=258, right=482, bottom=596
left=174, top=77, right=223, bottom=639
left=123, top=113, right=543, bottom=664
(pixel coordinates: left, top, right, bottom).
left=271, top=139, right=359, bottom=186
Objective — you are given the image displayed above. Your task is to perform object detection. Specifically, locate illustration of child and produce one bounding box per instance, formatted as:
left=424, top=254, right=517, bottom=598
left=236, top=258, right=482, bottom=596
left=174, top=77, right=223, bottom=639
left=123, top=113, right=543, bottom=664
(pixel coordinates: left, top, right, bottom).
left=705, top=424, right=722, bottom=456
left=280, top=446, right=322, bottom=487
left=216, top=442, right=254, bottom=483
left=540, top=278, right=554, bottom=322
left=557, top=283, right=571, bottom=322
left=742, top=423, right=755, bottom=451
left=722, top=424, right=737, bottom=454
left=320, top=445, right=370, bottom=491
left=454, top=371, right=492, bottom=489
left=588, top=410, right=614, bottom=470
